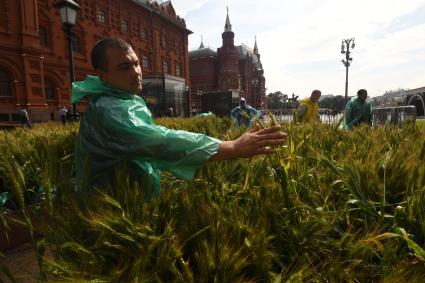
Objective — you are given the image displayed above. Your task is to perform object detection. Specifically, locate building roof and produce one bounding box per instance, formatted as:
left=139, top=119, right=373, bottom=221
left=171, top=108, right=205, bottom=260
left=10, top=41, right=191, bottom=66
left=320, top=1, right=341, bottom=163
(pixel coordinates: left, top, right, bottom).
left=131, top=0, right=192, bottom=33
left=237, top=44, right=262, bottom=70
left=189, top=47, right=217, bottom=59
left=189, top=44, right=262, bottom=70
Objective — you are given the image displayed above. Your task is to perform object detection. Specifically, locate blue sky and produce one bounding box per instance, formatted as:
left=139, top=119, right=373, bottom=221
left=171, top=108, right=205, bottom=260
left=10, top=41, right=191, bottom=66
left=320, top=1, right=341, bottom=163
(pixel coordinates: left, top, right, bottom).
left=171, top=0, right=425, bottom=98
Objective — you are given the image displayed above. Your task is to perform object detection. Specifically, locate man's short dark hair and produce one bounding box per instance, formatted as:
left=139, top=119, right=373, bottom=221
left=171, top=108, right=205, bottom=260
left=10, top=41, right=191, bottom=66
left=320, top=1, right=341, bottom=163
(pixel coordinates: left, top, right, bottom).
left=91, top=38, right=132, bottom=71
left=312, top=89, right=321, bottom=95
left=357, top=89, right=367, bottom=96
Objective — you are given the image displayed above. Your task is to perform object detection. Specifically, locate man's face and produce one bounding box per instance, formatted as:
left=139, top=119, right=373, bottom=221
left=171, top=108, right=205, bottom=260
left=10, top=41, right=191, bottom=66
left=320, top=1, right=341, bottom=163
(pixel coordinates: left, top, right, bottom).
left=97, top=47, right=142, bottom=94
left=310, top=92, right=321, bottom=103
left=358, top=92, right=367, bottom=103
left=240, top=101, right=246, bottom=109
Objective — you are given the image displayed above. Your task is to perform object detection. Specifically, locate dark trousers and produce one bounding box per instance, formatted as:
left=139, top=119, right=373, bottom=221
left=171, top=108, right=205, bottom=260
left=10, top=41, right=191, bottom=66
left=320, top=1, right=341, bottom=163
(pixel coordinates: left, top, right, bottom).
left=21, top=118, right=32, bottom=128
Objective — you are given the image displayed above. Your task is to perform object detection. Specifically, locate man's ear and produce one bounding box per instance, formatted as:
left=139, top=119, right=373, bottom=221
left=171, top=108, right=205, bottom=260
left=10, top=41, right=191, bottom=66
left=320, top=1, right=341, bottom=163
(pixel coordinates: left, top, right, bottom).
left=95, top=68, right=107, bottom=81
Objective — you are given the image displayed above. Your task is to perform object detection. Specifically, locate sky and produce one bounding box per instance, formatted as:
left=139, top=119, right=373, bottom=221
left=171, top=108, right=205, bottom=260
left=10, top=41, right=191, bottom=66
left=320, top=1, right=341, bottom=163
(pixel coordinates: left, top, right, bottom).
left=171, top=0, right=425, bottom=98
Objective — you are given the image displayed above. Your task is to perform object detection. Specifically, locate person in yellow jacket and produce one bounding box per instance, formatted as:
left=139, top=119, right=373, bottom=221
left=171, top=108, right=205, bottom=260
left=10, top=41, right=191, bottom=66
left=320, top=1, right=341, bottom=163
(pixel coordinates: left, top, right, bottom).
left=295, top=89, right=321, bottom=123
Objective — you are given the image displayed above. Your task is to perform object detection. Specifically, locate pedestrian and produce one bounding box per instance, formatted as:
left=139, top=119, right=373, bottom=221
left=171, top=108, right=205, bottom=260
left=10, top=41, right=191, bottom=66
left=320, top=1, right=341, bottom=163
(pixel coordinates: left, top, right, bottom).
left=230, top=97, right=260, bottom=128
left=72, top=38, right=286, bottom=196
left=295, top=89, right=321, bottom=123
left=20, top=107, right=31, bottom=128
left=59, top=106, right=67, bottom=125
left=166, top=107, right=174, bottom=117
left=343, top=89, right=372, bottom=130
left=66, top=107, right=72, bottom=123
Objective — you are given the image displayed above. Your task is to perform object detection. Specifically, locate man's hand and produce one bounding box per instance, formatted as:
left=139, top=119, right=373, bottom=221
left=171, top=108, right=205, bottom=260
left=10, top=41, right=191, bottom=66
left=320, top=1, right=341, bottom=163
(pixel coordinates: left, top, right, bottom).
left=211, top=125, right=287, bottom=161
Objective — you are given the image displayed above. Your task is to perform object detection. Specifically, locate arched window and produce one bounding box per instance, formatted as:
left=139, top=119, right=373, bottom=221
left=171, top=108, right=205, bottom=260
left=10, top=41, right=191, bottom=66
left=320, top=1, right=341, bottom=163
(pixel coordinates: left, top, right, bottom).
left=176, top=64, right=181, bottom=77
left=0, top=69, right=12, bottom=97
left=162, top=36, right=167, bottom=48
left=141, top=29, right=147, bottom=40
left=39, top=26, right=48, bottom=47
left=121, top=20, right=128, bottom=32
left=45, top=79, right=55, bottom=100
left=72, top=35, right=82, bottom=54
left=98, top=10, right=106, bottom=24
left=142, top=55, right=149, bottom=69
left=163, top=61, right=168, bottom=74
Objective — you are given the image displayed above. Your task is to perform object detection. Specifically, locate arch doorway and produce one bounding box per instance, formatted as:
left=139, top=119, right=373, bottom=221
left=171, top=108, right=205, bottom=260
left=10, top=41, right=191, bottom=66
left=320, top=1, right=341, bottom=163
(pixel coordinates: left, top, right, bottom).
left=407, top=94, right=425, bottom=116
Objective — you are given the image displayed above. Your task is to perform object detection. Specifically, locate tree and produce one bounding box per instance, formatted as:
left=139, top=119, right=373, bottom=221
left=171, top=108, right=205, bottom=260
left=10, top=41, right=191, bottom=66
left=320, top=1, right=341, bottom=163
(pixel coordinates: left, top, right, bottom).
left=318, top=95, right=346, bottom=112
left=267, top=91, right=288, bottom=109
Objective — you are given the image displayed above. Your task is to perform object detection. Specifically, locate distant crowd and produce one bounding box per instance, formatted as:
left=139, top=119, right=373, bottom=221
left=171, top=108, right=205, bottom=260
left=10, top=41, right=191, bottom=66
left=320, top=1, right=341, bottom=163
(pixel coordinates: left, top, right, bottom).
left=19, top=88, right=372, bottom=131
left=231, top=88, right=372, bottom=130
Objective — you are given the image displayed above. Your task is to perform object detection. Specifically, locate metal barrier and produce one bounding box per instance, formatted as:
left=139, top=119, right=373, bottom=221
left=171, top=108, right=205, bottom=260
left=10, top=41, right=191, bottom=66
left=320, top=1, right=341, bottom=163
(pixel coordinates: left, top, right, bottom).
left=262, top=109, right=343, bottom=125
left=262, top=106, right=416, bottom=127
left=372, top=106, right=416, bottom=126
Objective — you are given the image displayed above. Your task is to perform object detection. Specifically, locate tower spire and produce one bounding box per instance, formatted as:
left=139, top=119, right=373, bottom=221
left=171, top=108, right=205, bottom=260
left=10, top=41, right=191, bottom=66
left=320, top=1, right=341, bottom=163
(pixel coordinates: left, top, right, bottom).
left=224, top=6, right=232, bottom=32
left=253, top=35, right=259, bottom=54
left=199, top=35, right=205, bottom=49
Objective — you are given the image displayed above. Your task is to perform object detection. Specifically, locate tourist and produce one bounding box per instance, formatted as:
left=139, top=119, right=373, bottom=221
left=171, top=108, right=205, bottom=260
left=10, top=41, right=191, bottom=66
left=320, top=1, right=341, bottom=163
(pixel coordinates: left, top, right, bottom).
left=343, top=89, right=372, bottom=130
left=20, top=107, right=31, bottom=129
left=230, top=97, right=260, bottom=128
left=295, top=89, right=321, bottom=123
left=59, top=106, right=67, bottom=125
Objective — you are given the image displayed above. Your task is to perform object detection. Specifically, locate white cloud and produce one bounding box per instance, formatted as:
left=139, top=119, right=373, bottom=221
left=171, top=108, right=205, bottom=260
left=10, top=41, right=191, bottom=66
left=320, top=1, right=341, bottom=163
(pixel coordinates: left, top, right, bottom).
left=174, top=0, right=425, bottom=97
left=170, top=0, right=209, bottom=17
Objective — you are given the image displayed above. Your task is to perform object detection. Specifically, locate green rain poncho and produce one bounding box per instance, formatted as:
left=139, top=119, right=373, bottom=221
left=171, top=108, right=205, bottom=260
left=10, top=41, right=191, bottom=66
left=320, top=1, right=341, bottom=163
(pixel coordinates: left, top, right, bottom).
left=72, top=76, right=221, bottom=195
left=343, top=97, right=372, bottom=130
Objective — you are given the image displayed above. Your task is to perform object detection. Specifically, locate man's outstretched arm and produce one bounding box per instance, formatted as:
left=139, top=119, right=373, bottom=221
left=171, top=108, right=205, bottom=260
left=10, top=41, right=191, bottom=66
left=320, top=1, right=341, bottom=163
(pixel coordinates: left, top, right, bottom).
left=210, top=125, right=286, bottom=161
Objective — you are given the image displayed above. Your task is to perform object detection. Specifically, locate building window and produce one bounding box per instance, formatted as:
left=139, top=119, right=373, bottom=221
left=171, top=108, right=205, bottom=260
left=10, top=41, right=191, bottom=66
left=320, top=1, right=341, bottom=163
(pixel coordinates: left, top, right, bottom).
left=141, top=29, right=147, bottom=40
left=162, top=36, right=167, bottom=48
left=45, top=79, right=55, bottom=100
left=170, top=38, right=176, bottom=50
left=121, top=20, right=128, bottom=32
left=39, top=26, right=48, bottom=47
left=0, top=69, right=12, bottom=97
left=98, top=10, right=106, bottom=24
left=176, top=64, right=181, bottom=77
left=178, top=41, right=183, bottom=54
left=163, top=61, right=168, bottom=74
left=72, top=35, right=82, bottom=54
left=142, top=55, right=149, bottom=69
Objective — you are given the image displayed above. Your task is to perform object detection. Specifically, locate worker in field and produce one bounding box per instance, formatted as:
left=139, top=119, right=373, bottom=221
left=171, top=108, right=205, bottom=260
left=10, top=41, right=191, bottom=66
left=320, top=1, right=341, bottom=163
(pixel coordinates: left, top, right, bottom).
left=343, top=89, right=372, bottom=130
left=72, top=38, right=287, bottom=197
left=295, top=89, right=321, bottom=123
left=231, top=97, right=260, bottom=128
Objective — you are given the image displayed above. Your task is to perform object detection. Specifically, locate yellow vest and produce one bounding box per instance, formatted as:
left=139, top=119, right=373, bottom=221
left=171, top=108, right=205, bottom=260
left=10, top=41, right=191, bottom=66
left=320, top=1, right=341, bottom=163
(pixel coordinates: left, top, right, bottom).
left=298, top=98, right=319, bottom=123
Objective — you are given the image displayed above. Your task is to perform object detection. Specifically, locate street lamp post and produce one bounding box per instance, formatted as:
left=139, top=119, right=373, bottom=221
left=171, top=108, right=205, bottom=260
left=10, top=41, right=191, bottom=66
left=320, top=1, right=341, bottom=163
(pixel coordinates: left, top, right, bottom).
left=341, top=38, right=355, bottom=103
left=55, top=0, right=80, bottom=118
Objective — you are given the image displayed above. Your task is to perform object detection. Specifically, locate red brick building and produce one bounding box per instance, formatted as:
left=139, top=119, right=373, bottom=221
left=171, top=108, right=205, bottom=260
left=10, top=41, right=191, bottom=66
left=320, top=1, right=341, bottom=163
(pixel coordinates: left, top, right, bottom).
left=0, top=0, right=191, bottom=122
left=189, top=9, right=266, bottom=115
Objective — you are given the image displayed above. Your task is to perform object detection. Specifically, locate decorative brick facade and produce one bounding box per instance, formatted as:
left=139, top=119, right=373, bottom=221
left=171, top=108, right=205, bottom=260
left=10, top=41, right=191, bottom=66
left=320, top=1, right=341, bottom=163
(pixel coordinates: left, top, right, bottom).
left=0, top=0, right=191, bottom=122
left=189, top=9, right=266, bottom=114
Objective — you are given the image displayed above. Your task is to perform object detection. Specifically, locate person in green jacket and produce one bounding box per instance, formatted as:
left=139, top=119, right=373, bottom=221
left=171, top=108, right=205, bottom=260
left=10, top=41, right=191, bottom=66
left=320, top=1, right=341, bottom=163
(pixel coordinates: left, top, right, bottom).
left=343, top=89, right=372, bottom=130
left=73, top=38, right=287, bottom=196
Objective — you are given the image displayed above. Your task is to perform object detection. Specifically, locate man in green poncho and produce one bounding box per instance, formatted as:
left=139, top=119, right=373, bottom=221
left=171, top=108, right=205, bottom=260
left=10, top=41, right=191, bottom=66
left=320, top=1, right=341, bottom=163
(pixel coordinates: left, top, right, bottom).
left=343, top=89, right=373, bottom=130
left=73, top=38, right=287, bottom=196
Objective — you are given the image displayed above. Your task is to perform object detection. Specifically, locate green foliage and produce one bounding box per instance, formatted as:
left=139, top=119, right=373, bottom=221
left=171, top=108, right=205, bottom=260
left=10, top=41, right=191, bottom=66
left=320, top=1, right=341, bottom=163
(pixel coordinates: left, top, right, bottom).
left=318, top=95, right=347, bottom=112
left=267, top=91, right=289, bottom=109
left=1, top=118, right=425, bottom=282
left=416, top=119, right=425, bottom=128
